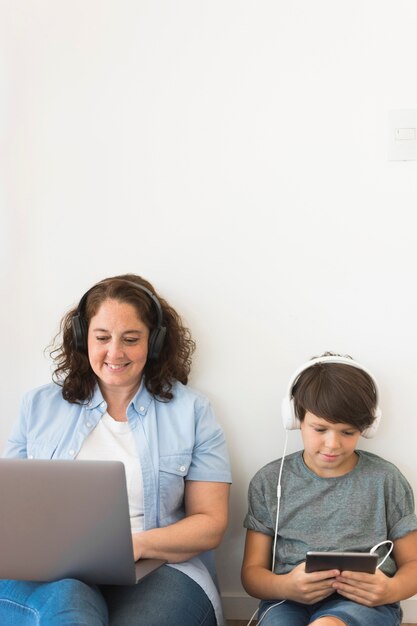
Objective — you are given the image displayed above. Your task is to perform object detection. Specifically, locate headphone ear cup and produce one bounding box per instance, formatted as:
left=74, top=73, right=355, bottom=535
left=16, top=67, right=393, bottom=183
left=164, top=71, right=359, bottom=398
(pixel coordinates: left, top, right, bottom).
left=361, top=406, right=382, bottom=439
left=72, top=314, right=88, bottom=353
left=282, top=397, right=300, bottom=430
left=147, top=326, right=167, bottom=361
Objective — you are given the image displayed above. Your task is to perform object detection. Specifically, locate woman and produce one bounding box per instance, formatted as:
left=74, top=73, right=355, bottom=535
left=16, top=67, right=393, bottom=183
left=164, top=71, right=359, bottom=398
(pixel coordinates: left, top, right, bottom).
left=1, top=274, right=231, bottom=626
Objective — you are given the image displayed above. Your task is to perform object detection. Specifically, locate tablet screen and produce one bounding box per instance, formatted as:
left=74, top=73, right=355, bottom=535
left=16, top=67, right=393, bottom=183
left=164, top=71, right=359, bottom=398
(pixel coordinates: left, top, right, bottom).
left=305, top=551, right=378, bottom=574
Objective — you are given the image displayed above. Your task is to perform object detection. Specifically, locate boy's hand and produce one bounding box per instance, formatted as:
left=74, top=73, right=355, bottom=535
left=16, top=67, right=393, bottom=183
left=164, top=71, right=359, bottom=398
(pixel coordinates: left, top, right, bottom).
left=332, top=569, right=391, bottom=606
left=283, top=562, right=340, bottom=604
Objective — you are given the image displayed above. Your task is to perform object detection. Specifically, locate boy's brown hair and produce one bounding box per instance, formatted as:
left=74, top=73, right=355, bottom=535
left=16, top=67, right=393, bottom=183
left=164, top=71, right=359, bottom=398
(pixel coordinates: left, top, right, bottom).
left=292, top=353, right=378, bottom=432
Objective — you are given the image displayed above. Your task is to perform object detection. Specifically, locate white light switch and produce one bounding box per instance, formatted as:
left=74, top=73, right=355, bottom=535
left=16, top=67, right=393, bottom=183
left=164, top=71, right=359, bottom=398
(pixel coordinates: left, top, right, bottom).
left=395, top=127, right=416, bottom=141
left=388, top=110, right=417, bottom=161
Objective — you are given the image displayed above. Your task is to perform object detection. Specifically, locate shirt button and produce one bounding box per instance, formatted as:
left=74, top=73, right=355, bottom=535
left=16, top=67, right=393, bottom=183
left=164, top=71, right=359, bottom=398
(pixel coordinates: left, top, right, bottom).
left=28, top=455, right=34, bottom=459
left=179, top=465, right=186, bottom=472
left=139, top=406, right=145, bottom=412
left=86, top=421, right=92, bottom=428
left=69, top=449, right=75, bottom=456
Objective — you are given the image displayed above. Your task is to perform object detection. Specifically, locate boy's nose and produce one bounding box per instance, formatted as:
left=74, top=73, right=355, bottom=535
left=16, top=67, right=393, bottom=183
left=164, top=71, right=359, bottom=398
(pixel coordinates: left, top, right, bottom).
left=325, top=431, right=341, bottom=449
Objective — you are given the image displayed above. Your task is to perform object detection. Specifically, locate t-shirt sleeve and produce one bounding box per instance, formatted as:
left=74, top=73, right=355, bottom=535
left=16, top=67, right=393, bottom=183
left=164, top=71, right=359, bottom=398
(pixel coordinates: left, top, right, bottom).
left=243, top=469, right=275, bottom=537
left=186, top=396, right=232, bottom=483
left=387, top=470, right=417, bottom=541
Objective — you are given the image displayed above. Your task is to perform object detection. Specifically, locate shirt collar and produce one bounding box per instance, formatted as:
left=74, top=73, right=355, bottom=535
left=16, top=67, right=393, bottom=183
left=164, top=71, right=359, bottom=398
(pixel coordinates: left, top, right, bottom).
left=85, top=379, right=153, bottom=417
left=86, top=385, right=106, bottom=411
left=130, top=379, right=153, bottom=417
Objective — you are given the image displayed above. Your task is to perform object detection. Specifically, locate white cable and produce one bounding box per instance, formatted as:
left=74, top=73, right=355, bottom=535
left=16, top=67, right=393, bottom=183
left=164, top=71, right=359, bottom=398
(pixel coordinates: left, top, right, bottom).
left=246, top=431, right=290, bottom=626
left=246, top=605, right=260, bottom=626
left=370, top=539, right=394, bottom=569
left=245, top=431, right=289, bottom=626
left=246, top=599, right=286, bottom=626
left=272, top=429, right=289, bottom=572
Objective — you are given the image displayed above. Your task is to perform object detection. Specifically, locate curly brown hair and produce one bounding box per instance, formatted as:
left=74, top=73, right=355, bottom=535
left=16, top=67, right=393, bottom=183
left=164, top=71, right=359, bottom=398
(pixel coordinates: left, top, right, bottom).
left=49, top=274, right=196, bottom=403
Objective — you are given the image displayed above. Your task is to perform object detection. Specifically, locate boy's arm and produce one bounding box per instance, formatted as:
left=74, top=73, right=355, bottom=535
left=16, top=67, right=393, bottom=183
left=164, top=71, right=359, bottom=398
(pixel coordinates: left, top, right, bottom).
left=241, top=529, right=339, bottom=604
left=333, top=530, right=417, bottom=605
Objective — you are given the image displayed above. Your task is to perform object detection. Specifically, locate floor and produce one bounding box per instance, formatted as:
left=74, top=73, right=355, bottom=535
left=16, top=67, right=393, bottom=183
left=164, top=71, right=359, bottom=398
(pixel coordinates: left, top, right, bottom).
left=227, top=622, right=415, bottom=625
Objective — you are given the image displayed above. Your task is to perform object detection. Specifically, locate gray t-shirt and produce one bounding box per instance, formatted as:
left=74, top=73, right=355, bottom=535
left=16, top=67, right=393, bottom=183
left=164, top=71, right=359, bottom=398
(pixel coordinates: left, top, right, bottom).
left=244, top=450, right=417, bottom=576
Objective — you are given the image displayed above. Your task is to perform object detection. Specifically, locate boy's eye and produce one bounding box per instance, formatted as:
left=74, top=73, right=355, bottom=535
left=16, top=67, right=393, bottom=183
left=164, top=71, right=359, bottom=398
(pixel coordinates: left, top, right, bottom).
left=314, top=428, right=326, bottom=433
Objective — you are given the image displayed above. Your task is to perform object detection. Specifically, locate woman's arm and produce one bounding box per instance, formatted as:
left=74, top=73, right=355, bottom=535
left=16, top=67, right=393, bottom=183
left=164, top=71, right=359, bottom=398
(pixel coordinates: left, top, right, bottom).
left=333, top=530, right=417, bottom=605
left=132, top=481, right=230, bottom=563
left=241, top=529, right=339, bottom=604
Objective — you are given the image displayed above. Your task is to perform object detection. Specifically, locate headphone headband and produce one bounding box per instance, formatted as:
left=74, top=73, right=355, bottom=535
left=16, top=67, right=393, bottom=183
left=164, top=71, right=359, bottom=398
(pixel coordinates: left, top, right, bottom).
left=71, top=279, right=167, bottom=360
left=281, top=355, right=382, bottom=439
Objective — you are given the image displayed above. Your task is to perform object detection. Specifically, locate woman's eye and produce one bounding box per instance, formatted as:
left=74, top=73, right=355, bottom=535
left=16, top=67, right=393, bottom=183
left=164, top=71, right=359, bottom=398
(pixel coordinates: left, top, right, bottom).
left=124, top=338, right=139, bottom=344
left=96, top=336, right=109, bottom=342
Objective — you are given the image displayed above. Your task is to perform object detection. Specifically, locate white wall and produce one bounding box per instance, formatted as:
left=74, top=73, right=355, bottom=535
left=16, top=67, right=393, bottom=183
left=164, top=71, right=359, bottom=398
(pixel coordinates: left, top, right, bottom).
left=1, top=0, right=417, bottom=620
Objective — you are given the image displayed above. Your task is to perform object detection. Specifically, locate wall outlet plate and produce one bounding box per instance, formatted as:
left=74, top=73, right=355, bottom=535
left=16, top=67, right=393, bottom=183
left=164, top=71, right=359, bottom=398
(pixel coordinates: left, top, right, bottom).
left=388, top=110, right=417, bottom=161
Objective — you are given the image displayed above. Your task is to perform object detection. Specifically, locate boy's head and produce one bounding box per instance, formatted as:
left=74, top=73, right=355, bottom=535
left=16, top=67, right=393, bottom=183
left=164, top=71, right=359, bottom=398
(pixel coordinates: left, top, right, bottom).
left=284, top=352, right=380, bottom=436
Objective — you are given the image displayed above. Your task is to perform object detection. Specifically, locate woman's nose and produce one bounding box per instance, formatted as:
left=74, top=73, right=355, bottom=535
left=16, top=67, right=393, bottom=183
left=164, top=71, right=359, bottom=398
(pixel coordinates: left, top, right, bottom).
left=106, top=339, right=125, bottom=356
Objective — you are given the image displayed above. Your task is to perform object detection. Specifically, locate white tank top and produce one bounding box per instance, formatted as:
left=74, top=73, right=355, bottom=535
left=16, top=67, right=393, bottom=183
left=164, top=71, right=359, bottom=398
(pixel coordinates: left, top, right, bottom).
left=76, top=412, right=144, bottom=532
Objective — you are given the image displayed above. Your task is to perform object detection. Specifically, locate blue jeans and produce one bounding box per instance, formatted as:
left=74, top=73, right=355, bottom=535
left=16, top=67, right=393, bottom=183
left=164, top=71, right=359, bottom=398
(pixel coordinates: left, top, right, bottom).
left=258, top=594, right=402, bottom=626
left=0, top=566, right=216, bottom=626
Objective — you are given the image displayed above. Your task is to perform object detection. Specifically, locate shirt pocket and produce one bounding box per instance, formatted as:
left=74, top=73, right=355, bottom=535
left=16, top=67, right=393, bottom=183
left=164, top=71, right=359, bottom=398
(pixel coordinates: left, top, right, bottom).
left=26, top=440, right=58, bottom=460
left=159, top=453, right=192, bottom=523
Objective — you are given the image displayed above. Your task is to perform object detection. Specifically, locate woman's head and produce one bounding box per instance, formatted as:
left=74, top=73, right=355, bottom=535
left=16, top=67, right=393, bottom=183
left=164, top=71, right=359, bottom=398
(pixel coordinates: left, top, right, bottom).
left=292, top=353, right=378, bottom=433
left=50, top=274, right=195, bottom=403
left=72, top=277, right=166, bottom=360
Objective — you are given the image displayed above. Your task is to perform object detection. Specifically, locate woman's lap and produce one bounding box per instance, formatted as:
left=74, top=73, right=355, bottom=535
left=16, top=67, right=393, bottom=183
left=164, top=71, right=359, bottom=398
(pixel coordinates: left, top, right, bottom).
left=101, top=564, right=216, bottom=626
left=258, top=594, right=402, bottom=626
left=0, top=566, right=216, bottom=626
left=0, top=578, right=108, bottom=626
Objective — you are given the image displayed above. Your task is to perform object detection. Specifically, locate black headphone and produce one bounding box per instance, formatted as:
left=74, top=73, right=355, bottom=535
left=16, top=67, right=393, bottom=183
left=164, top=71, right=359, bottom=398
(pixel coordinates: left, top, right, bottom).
left=71, top=279, right=167, bottom=361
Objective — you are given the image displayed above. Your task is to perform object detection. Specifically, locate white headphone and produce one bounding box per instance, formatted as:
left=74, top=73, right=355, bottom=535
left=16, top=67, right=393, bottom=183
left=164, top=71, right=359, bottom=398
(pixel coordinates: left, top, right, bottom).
left=281, top=355, right=382, bottom=439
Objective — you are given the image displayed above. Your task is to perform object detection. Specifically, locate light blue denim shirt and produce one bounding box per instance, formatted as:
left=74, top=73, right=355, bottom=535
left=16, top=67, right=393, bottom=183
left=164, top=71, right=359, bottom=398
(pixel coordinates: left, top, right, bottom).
left=4, top=379, right=232, bottom=625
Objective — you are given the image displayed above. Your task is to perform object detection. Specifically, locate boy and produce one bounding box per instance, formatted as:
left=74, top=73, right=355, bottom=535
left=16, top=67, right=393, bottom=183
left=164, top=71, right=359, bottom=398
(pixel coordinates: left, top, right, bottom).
left=242, top=353, right=417, bottom=626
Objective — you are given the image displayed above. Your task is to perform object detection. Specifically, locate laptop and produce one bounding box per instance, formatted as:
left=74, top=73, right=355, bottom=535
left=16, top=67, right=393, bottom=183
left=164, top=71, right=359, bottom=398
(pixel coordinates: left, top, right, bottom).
left=0, top=458, right=165, bottom=585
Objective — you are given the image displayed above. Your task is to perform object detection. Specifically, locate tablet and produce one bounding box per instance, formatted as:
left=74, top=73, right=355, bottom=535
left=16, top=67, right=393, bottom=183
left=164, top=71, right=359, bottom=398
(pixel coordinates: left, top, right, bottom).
left=305, top=551, right=378, bottom=574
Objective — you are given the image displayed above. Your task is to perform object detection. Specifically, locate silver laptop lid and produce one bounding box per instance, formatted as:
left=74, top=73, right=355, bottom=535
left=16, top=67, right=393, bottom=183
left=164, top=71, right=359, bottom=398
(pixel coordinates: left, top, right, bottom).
left=0, top=458, right=163, bottom=585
